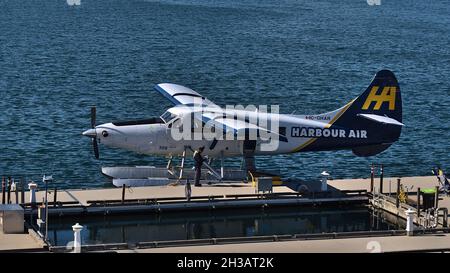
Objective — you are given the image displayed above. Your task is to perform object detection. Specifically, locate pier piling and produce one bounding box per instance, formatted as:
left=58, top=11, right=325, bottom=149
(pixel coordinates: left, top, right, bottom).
left=7, top=177, right=11, bottom=204
left=20, top=180, right=25, bottom=205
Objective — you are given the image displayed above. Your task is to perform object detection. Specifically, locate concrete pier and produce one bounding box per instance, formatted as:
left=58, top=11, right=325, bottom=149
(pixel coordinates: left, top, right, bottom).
left=120, top=233, right=450, bottom=253
left=0, top=229, right=45, bottom=252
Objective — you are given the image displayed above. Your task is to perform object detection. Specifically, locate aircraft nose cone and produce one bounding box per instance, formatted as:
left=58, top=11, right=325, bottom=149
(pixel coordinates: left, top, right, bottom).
left=82, top=128, right=97, bottom=138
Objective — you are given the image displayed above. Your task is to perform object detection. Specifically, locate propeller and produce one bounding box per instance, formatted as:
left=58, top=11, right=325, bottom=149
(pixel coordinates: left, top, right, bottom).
left=92, top=135, right=99, bottom=159
left=82, top=106, right=100, bottom=159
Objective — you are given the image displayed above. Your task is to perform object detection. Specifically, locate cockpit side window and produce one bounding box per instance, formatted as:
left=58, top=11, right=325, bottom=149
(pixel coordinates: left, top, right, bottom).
left=160, top=111, right=177, bottom=124
left=167, top=117, right=180, bottom=129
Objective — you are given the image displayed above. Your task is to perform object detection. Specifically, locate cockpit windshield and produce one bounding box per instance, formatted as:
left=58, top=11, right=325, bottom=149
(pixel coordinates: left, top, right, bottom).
left=160, top=110, right=177, bottom=124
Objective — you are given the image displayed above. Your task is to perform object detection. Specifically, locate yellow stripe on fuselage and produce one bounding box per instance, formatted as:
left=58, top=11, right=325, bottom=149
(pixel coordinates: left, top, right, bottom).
left=291, top=138, right=317, bottom=153
left=324, top=99, right=354, bottom=128
left=291, top=99, right=355, bottom=153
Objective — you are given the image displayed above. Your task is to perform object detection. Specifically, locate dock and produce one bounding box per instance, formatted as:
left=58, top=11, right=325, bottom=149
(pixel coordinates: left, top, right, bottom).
left=1, top=175, right=449, bottom=253
left=18, top=181, right=366, bottom=216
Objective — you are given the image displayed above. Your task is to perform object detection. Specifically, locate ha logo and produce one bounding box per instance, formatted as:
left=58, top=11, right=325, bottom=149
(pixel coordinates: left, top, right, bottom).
left=362, top=86, right=396, bottom=111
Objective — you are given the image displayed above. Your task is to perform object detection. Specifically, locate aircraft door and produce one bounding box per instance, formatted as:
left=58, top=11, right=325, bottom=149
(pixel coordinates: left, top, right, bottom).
left=243, top=140, right=257, bottom=152
left=243, top=140, right=256, bottom=173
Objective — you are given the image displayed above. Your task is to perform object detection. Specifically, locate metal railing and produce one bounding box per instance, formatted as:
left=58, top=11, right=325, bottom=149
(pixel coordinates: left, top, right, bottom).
left=85, top=189, right=368, bottom=207
left=48, top=228, right=408, bottom=253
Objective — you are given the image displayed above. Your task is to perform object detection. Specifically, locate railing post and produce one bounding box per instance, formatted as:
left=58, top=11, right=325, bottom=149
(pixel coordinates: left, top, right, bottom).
left=15, top=180, right=19, bottom=204
left=2, top=176, right=5, bottom=204
left=379, top=164, right=384, bottom=194
left=396, top=178, right=400, bottom=208
left=28, top=182, right=37, bottom=208
left=179, top=148, right=186, bottom=180
left=417, top=187, right=421, bottom=219
left=7, top=177, right=11, bottom=204
left=185, top=180, right=192, bottom=202
left=121, top=184, right=126, bottom=204
left=220, top=151, right=224, bottom=179
left=370, top=164, right=374, bottom=193
left=321, top=171, right=329, bottom=192
left=443, top=209, right=448, bottom=228
left=20, top=180, right=25, bottom=205
left=434, top=185, right=439, bottom=209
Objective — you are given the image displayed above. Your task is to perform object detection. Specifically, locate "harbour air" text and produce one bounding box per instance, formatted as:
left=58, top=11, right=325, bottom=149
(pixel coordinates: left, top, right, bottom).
left=291, top=127, right=368, bottom=138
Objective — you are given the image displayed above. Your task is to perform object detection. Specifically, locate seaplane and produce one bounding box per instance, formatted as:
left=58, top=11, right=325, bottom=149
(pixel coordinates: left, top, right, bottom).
left=82, top=69, right=403, bottom=182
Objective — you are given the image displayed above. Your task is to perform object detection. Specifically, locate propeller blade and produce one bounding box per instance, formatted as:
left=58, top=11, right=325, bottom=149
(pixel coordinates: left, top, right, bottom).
left=92, top=138, right=99, bottom=159
left=91, top=106, right=96, bottom=128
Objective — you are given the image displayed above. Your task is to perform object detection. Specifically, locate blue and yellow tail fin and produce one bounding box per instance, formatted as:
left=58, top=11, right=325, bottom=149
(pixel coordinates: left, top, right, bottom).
left=333, top=69, right=402, bottom=156
left=304, top=70, right=403, bottom=156
left=348, top=69, right=402, bottom=123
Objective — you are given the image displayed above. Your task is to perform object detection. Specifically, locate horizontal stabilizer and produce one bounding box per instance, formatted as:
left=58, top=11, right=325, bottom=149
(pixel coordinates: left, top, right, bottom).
left=357, top=113, right=404, bottom=126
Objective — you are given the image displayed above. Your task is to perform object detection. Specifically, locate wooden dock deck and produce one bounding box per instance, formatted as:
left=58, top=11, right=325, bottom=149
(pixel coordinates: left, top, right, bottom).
left=20, top=175, right=441, bottom=207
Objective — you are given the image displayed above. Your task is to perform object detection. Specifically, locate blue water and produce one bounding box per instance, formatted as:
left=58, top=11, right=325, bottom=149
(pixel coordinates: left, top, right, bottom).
left=1, top=0, right=449, bottom=188
left=45, top=207, right=403, bottom=246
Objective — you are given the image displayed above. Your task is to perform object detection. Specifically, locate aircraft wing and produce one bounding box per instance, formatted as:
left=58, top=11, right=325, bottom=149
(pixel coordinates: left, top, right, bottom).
left=199, top=112, right=288, bottom=142
left=155, top=83, right=221, bottom=108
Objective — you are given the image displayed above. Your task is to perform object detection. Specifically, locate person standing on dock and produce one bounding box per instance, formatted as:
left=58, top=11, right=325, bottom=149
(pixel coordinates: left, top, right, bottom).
left=193, top=147, right=205, bottom=187
left=437, top=166, right=449, bottom=195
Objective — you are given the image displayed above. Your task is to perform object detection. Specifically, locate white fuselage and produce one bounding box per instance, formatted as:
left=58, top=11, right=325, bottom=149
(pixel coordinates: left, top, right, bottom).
left=84, top=71, right=403, bottom=160
left=92, top=102, right=361, bottom=158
